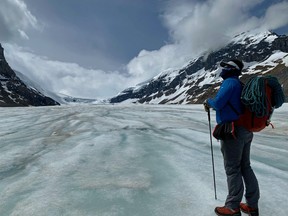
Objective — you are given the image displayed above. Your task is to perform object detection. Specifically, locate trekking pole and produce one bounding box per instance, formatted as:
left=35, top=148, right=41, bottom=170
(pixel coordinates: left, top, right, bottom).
left=207, top=108, right=217, bottom=200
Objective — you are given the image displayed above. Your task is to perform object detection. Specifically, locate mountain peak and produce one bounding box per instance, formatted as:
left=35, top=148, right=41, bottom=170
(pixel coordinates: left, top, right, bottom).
left=232, top=30, right=278, bottom=46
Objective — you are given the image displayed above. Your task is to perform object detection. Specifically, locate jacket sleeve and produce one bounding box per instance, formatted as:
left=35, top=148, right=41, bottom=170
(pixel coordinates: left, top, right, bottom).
left=207, top=79, right=235, bottom=110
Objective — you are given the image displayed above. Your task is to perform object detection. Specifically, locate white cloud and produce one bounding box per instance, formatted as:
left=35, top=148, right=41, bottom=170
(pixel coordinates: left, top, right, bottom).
left=2, top=0, right=288, bottom=100
left=3, top=43, right=129, bottom=99
left=18, top=29, right=29, bottom=40
left=0, top=0, right=38, bottom=41
left=126, top=0, right=288, bottom=87
left=126, top=44, right=191, bottom=83
left=262, top=1, right=288, bottom=30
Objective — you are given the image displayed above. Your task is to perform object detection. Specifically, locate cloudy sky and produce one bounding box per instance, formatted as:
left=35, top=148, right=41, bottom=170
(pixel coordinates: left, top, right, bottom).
left=1, top=0, right=288, bottom=99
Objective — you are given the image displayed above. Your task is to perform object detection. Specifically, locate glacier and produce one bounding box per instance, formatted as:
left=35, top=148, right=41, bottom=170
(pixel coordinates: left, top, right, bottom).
left=0, top=104, right=287, bottom=216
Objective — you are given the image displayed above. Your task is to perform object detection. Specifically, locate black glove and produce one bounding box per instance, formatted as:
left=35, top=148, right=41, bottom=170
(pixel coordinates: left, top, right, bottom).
left=203, top=99, right=210, bottom=112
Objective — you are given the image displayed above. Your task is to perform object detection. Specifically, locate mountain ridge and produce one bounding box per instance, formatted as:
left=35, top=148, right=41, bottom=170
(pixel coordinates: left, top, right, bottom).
left=0, top=44, right=59, bottom=107
left=110, top=30, right=288, bottom=104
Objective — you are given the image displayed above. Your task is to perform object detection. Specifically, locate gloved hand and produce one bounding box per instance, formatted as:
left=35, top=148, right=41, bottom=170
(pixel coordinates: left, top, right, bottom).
left=203, top=99, right=210, bottom=112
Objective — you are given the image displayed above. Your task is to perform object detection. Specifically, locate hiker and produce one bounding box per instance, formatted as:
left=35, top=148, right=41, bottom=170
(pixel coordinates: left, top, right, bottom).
left=204, top=59, right=260, bottom=216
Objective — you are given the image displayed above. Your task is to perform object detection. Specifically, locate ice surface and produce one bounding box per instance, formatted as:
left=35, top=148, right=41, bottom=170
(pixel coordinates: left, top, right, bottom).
left=0, top=104, right=287, bottom=216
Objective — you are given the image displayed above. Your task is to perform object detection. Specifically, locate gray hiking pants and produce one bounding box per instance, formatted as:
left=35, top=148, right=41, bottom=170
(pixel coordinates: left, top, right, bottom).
left=220, top=126, right=260, bottom=209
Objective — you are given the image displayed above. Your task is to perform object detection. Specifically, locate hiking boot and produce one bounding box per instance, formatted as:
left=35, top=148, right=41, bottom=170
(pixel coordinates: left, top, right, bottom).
left=215, top=206, right=241, bottom=216
left=240, top=203, right=259, bottom=216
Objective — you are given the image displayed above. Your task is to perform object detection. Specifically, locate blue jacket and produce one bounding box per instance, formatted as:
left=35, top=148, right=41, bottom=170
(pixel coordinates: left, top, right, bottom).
left=207, top=77, right=243, bottom=124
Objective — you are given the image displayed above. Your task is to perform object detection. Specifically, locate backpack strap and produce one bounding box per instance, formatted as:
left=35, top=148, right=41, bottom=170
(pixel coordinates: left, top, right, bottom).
left=228, top=102, right=240, bottom=115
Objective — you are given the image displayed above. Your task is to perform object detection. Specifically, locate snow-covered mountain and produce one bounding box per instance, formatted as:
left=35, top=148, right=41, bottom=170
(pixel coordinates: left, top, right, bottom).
left=0, top=44, right=59, bottom=107
left=2, top=30, right=287, bottom=106
left=110, top=30, right=288, bottom=104
left=13, top=71, right=99, bottom=105
left=0, top=44, right=99, bottom=106
left=56, top=93, right=100, bottom=105
left=16, top=70, right=101, bottom=105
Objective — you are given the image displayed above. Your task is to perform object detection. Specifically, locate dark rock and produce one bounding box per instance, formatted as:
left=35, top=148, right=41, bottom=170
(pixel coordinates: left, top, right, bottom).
left=0, top=43, right=59, bottom=107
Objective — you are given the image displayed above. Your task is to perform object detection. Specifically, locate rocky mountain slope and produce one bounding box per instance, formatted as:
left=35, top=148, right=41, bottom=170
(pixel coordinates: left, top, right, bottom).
left=0, top=44, right=59, bottom=107
left=110, top=31, right=288, bottom=104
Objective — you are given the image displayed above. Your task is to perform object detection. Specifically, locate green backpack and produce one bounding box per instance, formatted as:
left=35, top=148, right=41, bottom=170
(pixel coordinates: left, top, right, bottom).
left=233, top=75, right=285, bottom=132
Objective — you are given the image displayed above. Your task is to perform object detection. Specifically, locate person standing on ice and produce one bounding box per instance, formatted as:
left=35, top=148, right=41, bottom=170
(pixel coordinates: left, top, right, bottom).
left=203, top=59, right=260, bottom=216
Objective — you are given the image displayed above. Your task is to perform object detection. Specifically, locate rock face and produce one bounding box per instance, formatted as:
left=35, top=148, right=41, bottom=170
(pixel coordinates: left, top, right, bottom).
left=110, top=31, right=288, bottom=104
left=0, top=44, right=59, bottom=107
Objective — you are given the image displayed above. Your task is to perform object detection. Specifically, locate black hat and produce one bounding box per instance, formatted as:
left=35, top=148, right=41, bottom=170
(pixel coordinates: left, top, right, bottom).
left=220, top=59, right=244, bottom=71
